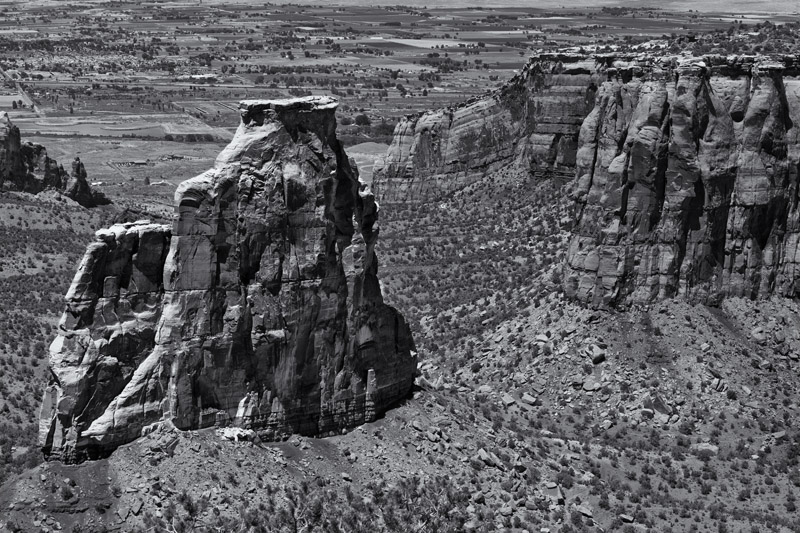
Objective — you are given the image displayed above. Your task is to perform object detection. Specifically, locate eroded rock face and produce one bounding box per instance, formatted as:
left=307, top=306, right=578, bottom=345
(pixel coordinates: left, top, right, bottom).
left=565, top=55, right=800, bottom=306
left=373, top=54, right=604, bottom=203
left=40, top=97, right=417, bottom=461
left=373, top=51, right=800, bottom=307
left=64, top=156, right=111, bottom=208
left=0, top=112, right=109, bottom=207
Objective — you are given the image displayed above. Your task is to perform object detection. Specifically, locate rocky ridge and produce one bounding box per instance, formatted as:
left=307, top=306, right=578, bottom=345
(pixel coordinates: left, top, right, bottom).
left=374, top=52, right=800, bottom=307
left=373, top=53, right=604, bottom=204
left=39, top=96, right=417, bottom=461
left=0, top=112, right=110, bottom=207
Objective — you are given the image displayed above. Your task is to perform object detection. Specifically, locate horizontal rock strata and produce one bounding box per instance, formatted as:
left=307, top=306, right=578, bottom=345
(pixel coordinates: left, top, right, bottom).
left=373, top=54, right=605, bottom=203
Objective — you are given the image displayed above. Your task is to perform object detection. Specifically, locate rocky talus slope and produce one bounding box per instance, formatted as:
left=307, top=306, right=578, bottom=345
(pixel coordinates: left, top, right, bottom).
left=0, top=112, right=109, bottom=207
left=39, top=97, right=417, bottom=462
left=373, top=54, right=603, bottom=203
left=566, top=55, right=800, bottom=307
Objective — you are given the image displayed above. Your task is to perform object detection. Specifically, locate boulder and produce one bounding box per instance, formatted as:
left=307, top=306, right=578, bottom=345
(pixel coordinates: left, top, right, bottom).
left=217, top=428, right=255, bottom=442
left=751, top=327, right=767, bottom=345
left=643, top=393, right=672, bottom=415
left=691, top=442, right=719, bottom=455
left=583, top=381, right=602, bottom=392
left=501, top=393, right=516, bottom=407
left=521, top=392, right=537, bottom=405
left=476, top=448, right=504, bottom=469
left=541, top=483, right=565, bottom=504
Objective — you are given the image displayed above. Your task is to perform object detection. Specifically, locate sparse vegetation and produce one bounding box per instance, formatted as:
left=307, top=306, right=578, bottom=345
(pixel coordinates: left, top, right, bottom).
left=2, top=4, right=800, bottom=533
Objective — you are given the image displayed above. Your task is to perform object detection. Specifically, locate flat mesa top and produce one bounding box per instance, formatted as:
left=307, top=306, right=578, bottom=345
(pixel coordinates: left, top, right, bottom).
left=238, top=96, right=339, bottom=114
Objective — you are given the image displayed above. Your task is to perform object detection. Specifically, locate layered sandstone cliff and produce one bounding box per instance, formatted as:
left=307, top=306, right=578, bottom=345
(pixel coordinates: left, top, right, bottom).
left=40, top=96, right=417, bottom=461
left=373, top=51, right=800, bottom=306
left=0, top=113, right=109, bottom=207
left=565, top=55, right=800, bottom=306
left=373, top=54, right=604, bottom=203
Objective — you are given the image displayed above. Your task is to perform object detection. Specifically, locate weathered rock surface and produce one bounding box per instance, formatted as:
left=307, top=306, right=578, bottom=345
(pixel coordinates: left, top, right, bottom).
left=565, top=55, right=800, bottom=306
left=0, top=112, right=109, bottom=207
left=40, top=96, right=417, bottom=461
left=374, top=51, right=800, bottom=307
left=373, top=54, right=604, bottom=203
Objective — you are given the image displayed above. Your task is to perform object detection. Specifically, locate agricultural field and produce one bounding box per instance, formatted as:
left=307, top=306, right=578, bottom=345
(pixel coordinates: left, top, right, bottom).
left=0, top=1, right=793, bottom=214
left=3, top=1, right=797, bottom=150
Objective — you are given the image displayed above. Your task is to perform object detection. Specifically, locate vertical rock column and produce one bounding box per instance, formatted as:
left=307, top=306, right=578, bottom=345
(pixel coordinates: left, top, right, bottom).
left=40, top=97, right=417, bottom=461
left=565, top=56, right=800, bottom=307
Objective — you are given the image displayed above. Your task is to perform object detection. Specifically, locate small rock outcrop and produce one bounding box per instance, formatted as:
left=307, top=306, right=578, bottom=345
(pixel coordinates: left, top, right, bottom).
left=0, top=113, right=109, bottom=207
left=64, top=156, right=110, bottom=208
left=373, top=54, right=603, bottom=203
left=39, top=96, right=417, bottom=461
left=565, top=55, right=800, bottom=306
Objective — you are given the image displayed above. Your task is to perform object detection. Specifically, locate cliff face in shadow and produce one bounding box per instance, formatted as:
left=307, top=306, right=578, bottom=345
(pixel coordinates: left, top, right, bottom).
left=40, top=97, right=416, bottom=462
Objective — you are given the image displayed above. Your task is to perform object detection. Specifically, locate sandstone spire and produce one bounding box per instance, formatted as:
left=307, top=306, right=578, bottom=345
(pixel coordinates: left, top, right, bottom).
left=40, top=96, right=417, bottom=461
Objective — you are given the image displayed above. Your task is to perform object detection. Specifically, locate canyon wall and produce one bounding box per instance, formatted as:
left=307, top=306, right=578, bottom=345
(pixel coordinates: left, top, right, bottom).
left=39, top=97, right=417, bottom=461
left=373, top=51, right=800, bottom=306
left=373, top=54, right=604, bottom=203
left=565, top=55, right=800, bottom=306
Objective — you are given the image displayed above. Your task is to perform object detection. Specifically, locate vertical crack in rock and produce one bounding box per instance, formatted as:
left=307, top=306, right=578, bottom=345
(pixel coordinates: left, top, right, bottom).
left=648, top=99, right=671, bottom=233
left=40, top=96, right=417, bottom=462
